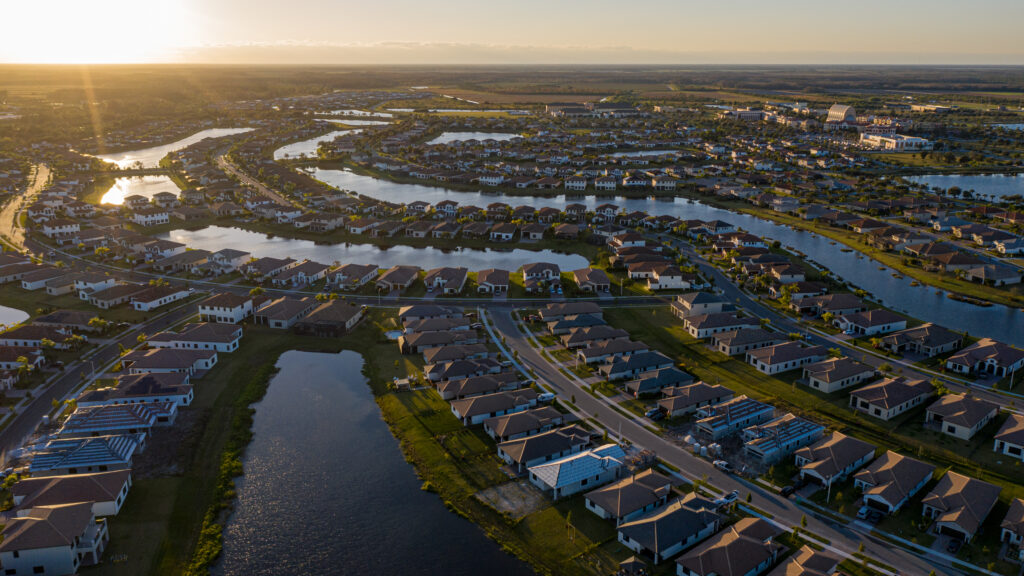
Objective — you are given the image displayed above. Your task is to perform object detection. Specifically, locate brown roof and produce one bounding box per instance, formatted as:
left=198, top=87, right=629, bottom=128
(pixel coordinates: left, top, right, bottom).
left=926, top=394, right=999, bottom=429
left=12, top=470, right=131, bottom=511
left=676, top=517, right=784, bottom=576
left=921, top=471, right=1001, bottom=536
left=795, top=432, right=876, bottom=479
left=0, top=502, right=94, bottom=552
left=853, top=451, right=935, bottom=508
left=850, top=377, right=931, bottom=410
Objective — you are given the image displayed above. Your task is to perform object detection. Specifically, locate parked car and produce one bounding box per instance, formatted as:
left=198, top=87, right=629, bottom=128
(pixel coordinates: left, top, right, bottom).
left=780, top=485, right=795, bottom=498
left=713, top=490, right=740, bottom=507
left=644, top=407, right=662, bottom=419
left=537, top=392, right=556, bottom=403
left=713, top=460, right=733, bottom=473
left=946, top=539, right=962, bottom=554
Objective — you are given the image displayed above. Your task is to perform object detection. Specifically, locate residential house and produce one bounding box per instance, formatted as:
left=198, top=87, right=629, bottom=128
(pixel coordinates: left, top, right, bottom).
left=676, top=518, right=784, bottom=576
left=600, top=351, right=674, bottom=381
left=376, top=266, right=421, bottom=293
left=1000, top=499, right=1024, bottom=559
left=685, top=313, right=759, bottom=339
left=450, top=389, right=539, bottom=426
left=476, top=268, right=510, bottom=294
left=29, top=434, right=140, bottom=477
left=573, top=268, right=611, bottom=292
left=483, top=406, right=564, bottom=443
left=945, top=338, right=1024, bottom=378
left=849, top=377, right=933, bottom=421
left=671, top=292, right=729, bottom=320
left=528, top=444, right=626, bottom=500
left=921, top=471, right=1001, bottom=542
left=198, top=293, right=253, bottom=324
left=712, top=328, right=785, bottom=356
left=854, top=451, right=935, bottom=514
left=148, top=322, right=242, bottom=353
left=835, top=310, right=907, bottom=336
left=78, top=372, right=193, bottom=408
left=801, top=357, right=875, bottom=393
left=879, top=323, right=962, bottom=357
left=294, top=301, right=364, bottom=337
left=746, top=342, right=828, bottom=375
left=658, top=383, right=734, bottom=418
left=0, top=502, right=109, bottom=575
left=586, top=469, right=674, bottom=524
left=743, top=414, right=825, bottom=466
left=424, top=267, right=468, bottom=294
left=331, top=263, right=378, bottom=290
left=497, top=425, right=591, bottom=473
left=994, top=413, right=1024, bottom=462
left=795, top=432, right=876, bottom=487
left=694, top=395, right=774, bottom=440
left=10, top=470, right=132, bottom=518
left=617, top=495, right=721, bottom=565
left=625, top=368, right=694, bottom=398
left=925, top=394, right=999, bottom=441
left=255, top=297, right=316, bottom=329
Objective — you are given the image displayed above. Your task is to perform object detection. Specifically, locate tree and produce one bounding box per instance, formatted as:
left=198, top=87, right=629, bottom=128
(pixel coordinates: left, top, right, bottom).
left=869, top=337, right=883, bottom=349
left=800, top=514, right=807, bottom=528
left=821, top=312, right=835, bottom=324
left=249, top=287, right=265, bottom=297
left=39, top=338, right=55, bottom=349
left=88, top=317, right=109, bottom=332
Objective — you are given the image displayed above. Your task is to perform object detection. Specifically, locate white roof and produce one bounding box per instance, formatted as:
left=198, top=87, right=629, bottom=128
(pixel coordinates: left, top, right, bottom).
left=528, top=444, right=625, bottom=489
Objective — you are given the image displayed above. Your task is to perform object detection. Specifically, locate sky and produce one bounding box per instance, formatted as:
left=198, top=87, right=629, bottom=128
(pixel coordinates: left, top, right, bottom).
left=2, top=0, right=1024, bottom=64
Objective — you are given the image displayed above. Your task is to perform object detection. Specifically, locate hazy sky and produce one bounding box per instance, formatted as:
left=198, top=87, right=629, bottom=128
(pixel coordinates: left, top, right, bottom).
left=3, top=0, right=1024, bottom=64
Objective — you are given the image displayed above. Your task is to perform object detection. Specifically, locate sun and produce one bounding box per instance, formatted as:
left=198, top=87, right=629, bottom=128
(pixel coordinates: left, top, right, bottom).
left=0, top=0, right=193, bottom=63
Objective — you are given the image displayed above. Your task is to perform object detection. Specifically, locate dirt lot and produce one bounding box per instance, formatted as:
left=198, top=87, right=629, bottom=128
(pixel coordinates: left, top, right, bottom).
left=476, top=480, right=549, bottom=520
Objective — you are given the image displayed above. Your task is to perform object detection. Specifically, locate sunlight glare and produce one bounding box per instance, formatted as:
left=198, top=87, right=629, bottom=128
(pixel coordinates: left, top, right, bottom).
left=1, top=0, right=193, bottom=63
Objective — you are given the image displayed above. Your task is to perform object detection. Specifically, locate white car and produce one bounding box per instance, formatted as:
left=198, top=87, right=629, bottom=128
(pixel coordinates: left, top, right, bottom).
left=713, top=460, right=733, bottom=473
left=712, top=490, right=740, bottom=507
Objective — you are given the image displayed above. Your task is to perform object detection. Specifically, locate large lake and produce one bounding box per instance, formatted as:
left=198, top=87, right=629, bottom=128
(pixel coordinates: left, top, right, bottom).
left=309, top=168, right=1024, bottom=345
left=0, top=305, right=29, bottom=330
left=216, top=350, right=533, bottom=576
left=906, top=173, right=1024, bottom=201
left=97, top=128, right=253, bottom=168
left=158, top=226, right=589, bottom=272
left=101, top=175, right=180, bottom=205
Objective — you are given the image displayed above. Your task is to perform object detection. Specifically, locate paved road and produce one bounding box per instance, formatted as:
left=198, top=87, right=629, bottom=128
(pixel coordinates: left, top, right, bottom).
left=216, top=155, right=301, bottom=208
left=0, top=164, right=49, bottom=250
left=488, top=308, right=959, bottom=576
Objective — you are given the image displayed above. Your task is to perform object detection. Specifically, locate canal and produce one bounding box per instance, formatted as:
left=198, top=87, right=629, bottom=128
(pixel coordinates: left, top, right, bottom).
left=309, top=167, right=1024, bottom=345
left=158, top=225, right=590, bottom=272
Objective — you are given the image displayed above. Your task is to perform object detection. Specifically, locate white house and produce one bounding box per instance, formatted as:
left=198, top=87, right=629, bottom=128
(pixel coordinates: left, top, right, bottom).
left=198, top=293, right=254, bottom=324
left=0, top=502, right=109, bottom=575
left=528, top=444, right=626, bottom=500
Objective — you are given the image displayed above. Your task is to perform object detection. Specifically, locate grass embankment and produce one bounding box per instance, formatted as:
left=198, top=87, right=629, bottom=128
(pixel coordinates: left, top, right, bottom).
left=95, top=309, right=628, bottom=576
left=185, top=363, right=277, bottom=574
left=93, top=326, right=355, bottom=576
left=601, top=306, right=1024, bottom=504
left=738, top=207, right=1024, bottom=308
